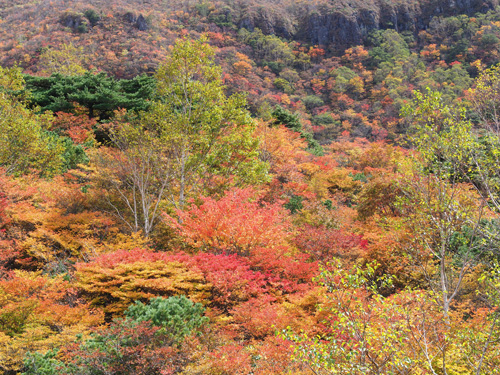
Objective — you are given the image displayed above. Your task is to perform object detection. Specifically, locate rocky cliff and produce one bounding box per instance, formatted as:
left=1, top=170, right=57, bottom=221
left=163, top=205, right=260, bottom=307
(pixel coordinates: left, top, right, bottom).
left=234, top=0, right=499, bottom=48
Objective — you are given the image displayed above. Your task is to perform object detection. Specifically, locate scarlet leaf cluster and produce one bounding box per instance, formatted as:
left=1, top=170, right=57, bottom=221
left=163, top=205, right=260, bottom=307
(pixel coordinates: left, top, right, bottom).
left=166, top=187, right=291, bottom=256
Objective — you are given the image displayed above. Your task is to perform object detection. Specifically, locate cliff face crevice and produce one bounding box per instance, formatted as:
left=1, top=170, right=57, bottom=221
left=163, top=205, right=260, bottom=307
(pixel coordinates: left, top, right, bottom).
left=236, top=0, right=499, bottom=48
left=297, top=9, right=379, bottom=47
left=238, top=6, right=296, bottom=39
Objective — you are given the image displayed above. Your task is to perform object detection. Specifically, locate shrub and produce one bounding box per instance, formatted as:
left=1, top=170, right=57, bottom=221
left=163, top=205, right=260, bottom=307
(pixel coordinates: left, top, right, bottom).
left=125, top=296, right=208, bottom=343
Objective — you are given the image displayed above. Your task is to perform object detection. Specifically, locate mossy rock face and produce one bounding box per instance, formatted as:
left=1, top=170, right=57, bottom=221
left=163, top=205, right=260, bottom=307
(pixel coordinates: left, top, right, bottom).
left=59, top=12, right=89, bottom=33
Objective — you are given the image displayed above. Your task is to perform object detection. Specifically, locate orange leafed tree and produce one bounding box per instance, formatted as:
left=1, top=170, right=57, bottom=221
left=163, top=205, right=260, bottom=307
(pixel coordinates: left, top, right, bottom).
left=0, top=271, right=103, bottom=372
left=164, top=187, right=317, bottom=287
left=165, top=187, right=292, bottom=257
left=75, top=249, right=212, bottom=317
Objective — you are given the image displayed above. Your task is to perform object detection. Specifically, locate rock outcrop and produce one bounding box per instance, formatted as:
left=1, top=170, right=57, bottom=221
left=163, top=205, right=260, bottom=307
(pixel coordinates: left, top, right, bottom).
left=236, top=0, right=499, bottom=48
left=124, top=12, right=150, bottom=31
left=59, top=12, right=89, bottom=33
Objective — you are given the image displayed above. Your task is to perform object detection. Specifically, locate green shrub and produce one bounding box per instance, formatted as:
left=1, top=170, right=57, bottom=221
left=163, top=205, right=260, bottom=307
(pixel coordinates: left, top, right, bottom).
left=22, top=350, right=67, bottom=375
left=303, top=95, right=324, bottom=111
left=125, top=295, right=208, bottom=343
left=84, top=9, right=100, bottom=27
left=284, top=195, right=303, bottom=214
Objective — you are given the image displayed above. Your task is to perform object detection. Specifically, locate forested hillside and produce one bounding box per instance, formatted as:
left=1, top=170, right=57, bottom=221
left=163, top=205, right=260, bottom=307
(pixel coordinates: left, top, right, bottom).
left=2, top=0, right=500, bottom=374
left=3, top=0, right=500, bottom=140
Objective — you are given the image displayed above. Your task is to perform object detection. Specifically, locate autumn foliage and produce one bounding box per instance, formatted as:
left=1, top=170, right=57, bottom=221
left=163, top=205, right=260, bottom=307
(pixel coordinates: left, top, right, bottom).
left=166, top=188, right=291, bottom=256
left=0, top=271, right=103, bottom=372
left=1, top=4, right=500, bottom=373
